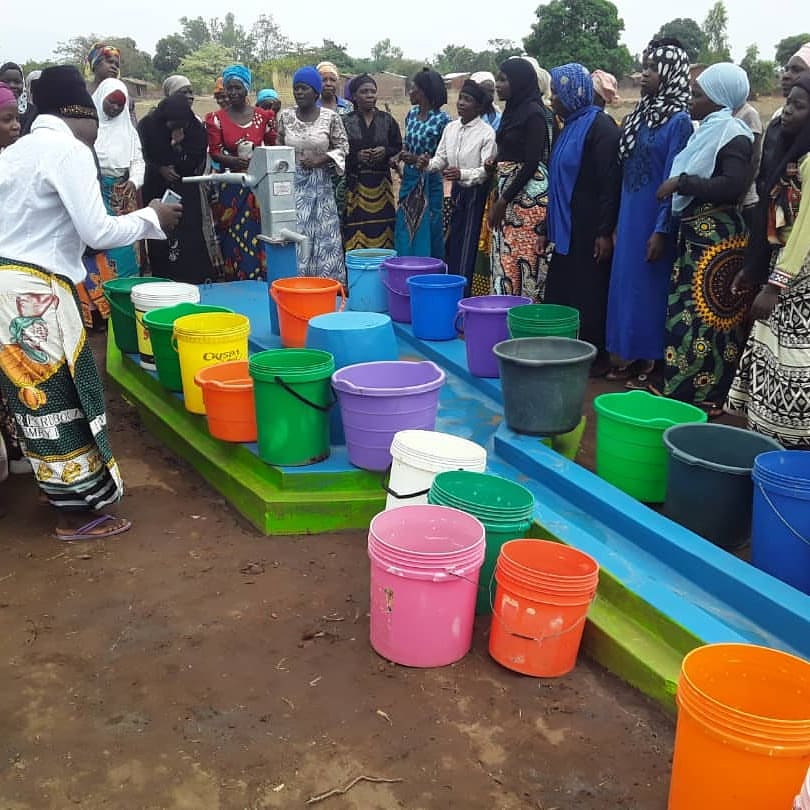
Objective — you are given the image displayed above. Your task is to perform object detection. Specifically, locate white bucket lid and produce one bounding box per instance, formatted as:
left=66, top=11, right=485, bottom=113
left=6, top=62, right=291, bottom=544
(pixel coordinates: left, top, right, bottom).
left=131, top=282, right=201, bottom=308
left=391, top=430, right=487, bottom=473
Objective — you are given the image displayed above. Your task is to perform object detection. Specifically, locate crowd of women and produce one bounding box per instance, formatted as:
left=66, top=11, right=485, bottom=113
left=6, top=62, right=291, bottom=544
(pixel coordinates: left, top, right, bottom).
left=1, top=35, right=810, bottom=537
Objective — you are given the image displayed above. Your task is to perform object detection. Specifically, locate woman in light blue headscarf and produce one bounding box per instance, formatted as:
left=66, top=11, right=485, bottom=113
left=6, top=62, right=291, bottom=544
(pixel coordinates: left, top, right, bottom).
left=655, top=62, right=755, bottom=413
left=544, top=63, right=620, bottom=372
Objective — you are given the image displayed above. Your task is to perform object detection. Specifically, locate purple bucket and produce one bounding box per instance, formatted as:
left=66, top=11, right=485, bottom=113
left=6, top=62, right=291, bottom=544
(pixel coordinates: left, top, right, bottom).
left=331, top=361, right=446, bottom=471
left=457, top=295, right=532, bottom=377
left=381, top=257, right=447, bottom=323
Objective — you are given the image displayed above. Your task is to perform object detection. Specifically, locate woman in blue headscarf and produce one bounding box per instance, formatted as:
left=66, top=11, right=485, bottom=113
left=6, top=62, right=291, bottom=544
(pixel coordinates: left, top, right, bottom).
left=205, top=64, right=276, bottom=280
left=544, top=63, right=620, bottom=372
left=656, top=62, right=755, bottom=412
left=276, top=66, right=349, bottom=282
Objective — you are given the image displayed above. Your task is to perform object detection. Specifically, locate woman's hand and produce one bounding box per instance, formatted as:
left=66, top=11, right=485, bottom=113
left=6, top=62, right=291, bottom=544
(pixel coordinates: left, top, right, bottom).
left=159, top=165, right=181, bottom=184
left=646, top=232, right=666, bottom=263
left=369, top=146, right=386, bottom=162
left=400, top=151, right=418, bottom=166
left=484, top=157, right=498, bottom=173
left=149, top=199, right=183, bottom=231
left=594, top=235, right=613, bottom=263
left=656, top=177, right=680, bottom=201
left=442, top=167, right=461, bottom=181
left=750, top=284, right=780, bottom=322
left=299, top=152, right=329, bottom=169
left=415, top=155, right=429, bottom=171
left=488, top=197, right=507, bottom=230
left=731, top=266, right=758, bottom=295
left=170, top=127, right=185, bottom=147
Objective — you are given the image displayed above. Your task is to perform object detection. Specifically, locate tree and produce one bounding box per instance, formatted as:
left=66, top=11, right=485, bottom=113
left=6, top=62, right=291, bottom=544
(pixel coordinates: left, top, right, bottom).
left=775, top=34, right=810, bottom=69
left=654, top=18, right=706, bottom=63
left=153, top=34, right=191, bottom=76
left=433, top=44, right=480, bottom=74
left=252, top=14, right=292, bottom=62
left=523, top=0, right=633, bottom=77
left=211, top=12, right=255, bottom=64
left=179, top=16, right=211, bottom=51
left=178, top=42, right=234, bottom=93
left=371, top=39, right=404, bottom=72
left=740, top=45, right=777, bottom=97
left=486, top=38, right=523, bottom=67
left=700, top=1, right=731, bottom=64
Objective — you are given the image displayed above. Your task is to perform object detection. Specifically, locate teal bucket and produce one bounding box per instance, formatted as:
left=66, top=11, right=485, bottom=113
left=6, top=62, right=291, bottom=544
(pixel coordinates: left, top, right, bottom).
left=346, top=249, right=397, bottom=313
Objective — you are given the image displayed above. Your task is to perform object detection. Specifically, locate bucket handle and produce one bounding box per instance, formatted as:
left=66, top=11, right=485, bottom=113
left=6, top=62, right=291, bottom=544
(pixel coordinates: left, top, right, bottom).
left=273, top=375, right=336, bottom=412
left=756, top=482, right=810, bottom=546
left=270, top=283, right=347, bottom=322
left=454, top=310, right=464, bottom=336
left=381, top=465, right=431, bottom=500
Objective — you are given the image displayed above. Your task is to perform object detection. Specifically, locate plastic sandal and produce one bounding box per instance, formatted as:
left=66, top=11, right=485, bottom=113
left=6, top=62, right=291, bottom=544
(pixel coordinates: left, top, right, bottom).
left=54, top=514, right=132, bottom=542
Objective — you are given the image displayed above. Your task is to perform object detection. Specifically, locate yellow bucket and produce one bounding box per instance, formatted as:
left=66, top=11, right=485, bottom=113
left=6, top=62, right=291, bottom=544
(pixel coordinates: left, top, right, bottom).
left=173, top=313, right=251, bottom=414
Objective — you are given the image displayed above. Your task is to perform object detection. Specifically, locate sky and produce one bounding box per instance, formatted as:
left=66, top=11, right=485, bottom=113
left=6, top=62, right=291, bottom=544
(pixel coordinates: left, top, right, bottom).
left=3, top=0, right=806, bottom=68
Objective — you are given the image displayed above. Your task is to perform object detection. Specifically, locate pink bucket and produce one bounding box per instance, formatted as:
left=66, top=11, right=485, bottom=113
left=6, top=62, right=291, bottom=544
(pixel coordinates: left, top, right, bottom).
left=368, top=505, right=485, bottom=667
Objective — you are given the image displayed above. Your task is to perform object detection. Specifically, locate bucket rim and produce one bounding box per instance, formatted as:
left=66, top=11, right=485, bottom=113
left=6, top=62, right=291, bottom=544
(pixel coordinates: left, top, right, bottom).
left=102, top=277, right=169, bottom=294
left=593, top=389, right=707, bottom=429
left=332, top=360, right=445, bottom=396
left=143, top=304, right=232, bottom=330
left=458, top=295, right=532, bottom=313
left=270, top=277, right=344, bottom=293
left=391, top=430, right=487, bottom=466
left=406, top=273, right=466, bottom=288
left=680, top=643, right=810, bottom=727
left=492, top=337, right=597, bottom=366
left=753, top=450, right=810, bottom=486
left=663, top=423, right=784, bottom=475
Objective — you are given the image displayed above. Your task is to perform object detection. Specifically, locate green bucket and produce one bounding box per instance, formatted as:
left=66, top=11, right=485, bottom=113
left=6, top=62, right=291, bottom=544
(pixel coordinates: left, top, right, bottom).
left=248, top=349, right=336, bottom=466
left=507, top=304, right=580, bottom=339
left=593, top=389, right=707, bottom=503
left=144, top=303, right=233, bottom=391
left=428, top=470, right=535, bottom=614
left=103, top=277, right=169, bottom=354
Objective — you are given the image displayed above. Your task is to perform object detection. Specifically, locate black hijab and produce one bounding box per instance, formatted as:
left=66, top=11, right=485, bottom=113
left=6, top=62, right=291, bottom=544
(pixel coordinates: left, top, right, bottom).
left=496, top=58, right=543, bottom=144
left=139, top=94, right=207, bottom=172
left=413, top=68, right=447, bottom=110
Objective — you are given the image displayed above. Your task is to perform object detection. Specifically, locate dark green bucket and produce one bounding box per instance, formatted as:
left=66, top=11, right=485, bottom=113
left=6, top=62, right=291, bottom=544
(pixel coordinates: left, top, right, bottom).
left=103, top=277, right=168, bottom=354
left=249, top=349, right=336, bottom=466
left=143, top=303, right=233, bottom=391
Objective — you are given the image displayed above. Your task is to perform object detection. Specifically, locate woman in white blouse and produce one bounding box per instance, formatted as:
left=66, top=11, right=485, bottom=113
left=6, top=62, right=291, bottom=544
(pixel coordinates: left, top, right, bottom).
left=78, top=78, right=146, bottom=328
left=419, top=80, right=496, bottom=293
left=276, top=66, right=349, bottom=283
left=0, top=66, right=180, bottom=541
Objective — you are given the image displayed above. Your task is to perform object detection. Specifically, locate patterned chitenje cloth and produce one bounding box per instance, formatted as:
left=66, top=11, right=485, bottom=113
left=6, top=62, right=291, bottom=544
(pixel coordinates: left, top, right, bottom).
left=344, top=172, right=396, bottom=251
left=490, top=161, right=549, bottom=301
left=78, top=174, right=140, bottom=327
left=663, top=204, right=754, bottom=404
left=727, top=274, right=810, bottom=448
left=0, top=259, right=123, bottom=509
left=211, top=184, right=266, bottom=281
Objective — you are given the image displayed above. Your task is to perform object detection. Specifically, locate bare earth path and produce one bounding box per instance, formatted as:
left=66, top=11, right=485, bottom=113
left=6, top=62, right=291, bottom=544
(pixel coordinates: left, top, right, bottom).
left=0, top=337, right=673, bottom=809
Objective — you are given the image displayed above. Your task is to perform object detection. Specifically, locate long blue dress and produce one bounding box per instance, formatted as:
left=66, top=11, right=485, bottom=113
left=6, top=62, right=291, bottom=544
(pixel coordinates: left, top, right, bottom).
left=606, top=113, right=693, bottom=361
left=394, top=107, right=450, bottom=258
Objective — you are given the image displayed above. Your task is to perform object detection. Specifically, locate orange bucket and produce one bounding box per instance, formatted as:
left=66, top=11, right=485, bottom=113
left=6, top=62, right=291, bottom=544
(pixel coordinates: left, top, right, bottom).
left=270, top=278, right=346, bottom=348
left=488, top=539, right=598, bottom=677
left=669, top=643, right=810, bottom=809
left=194, top=361, right=257, bottom=443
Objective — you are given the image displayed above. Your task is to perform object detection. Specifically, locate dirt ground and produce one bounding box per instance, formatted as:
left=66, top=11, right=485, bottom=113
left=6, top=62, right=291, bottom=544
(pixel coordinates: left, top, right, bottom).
left=0, top=335, right=675, bottom=809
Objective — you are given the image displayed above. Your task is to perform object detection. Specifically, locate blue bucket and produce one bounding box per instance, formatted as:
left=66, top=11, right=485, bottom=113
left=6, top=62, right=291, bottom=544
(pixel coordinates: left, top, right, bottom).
left=306, top=311, right=399, bottom=444
left=267, top=244, right=299, bottom=336
left=346, top=249, right=397, bottom=313
left=407, top=274, right=467, bottom=341
left=751, top=450, right=810, bottom=594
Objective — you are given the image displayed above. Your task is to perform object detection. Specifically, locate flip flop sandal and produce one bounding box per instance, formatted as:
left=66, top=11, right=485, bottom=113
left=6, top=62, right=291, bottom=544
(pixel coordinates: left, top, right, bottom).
left=54, top=514, right=132, bottom=542
left=624, top=362, right=657, bottom=390
left=605, top=364, right=634, bottom=381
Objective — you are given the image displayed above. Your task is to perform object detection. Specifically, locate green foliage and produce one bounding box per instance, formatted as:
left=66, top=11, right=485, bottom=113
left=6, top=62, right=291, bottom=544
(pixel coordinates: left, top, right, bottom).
left=432, top=40, right=522, bottom=74
left=370, top=39, right=404, bottom=72
left=21, top=59, right=58, bottom=75
left=775, top=34, right=810, bottom=69
left=740, top=44, right=777, bottom=97
left=699, top=1, right=731, bottom=64
left=179, top=17, right=211, bottom=51
left=153, top=35, right=191, bottom=76
left=523, top=0, right=633, bottom=77
left=178, top=42, right=234, bottom=93
left=654, top=18, right=706, bottom=63
left=252, top=14, right=292, bottom=62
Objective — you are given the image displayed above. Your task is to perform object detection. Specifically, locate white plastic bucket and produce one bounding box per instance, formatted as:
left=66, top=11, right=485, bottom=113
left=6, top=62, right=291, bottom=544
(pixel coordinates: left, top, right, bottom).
left=131, top=282, right=200, bottom=369
left=795, top=767, right=810, bottom=810
left=385, top=429, right=487, bottom=510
